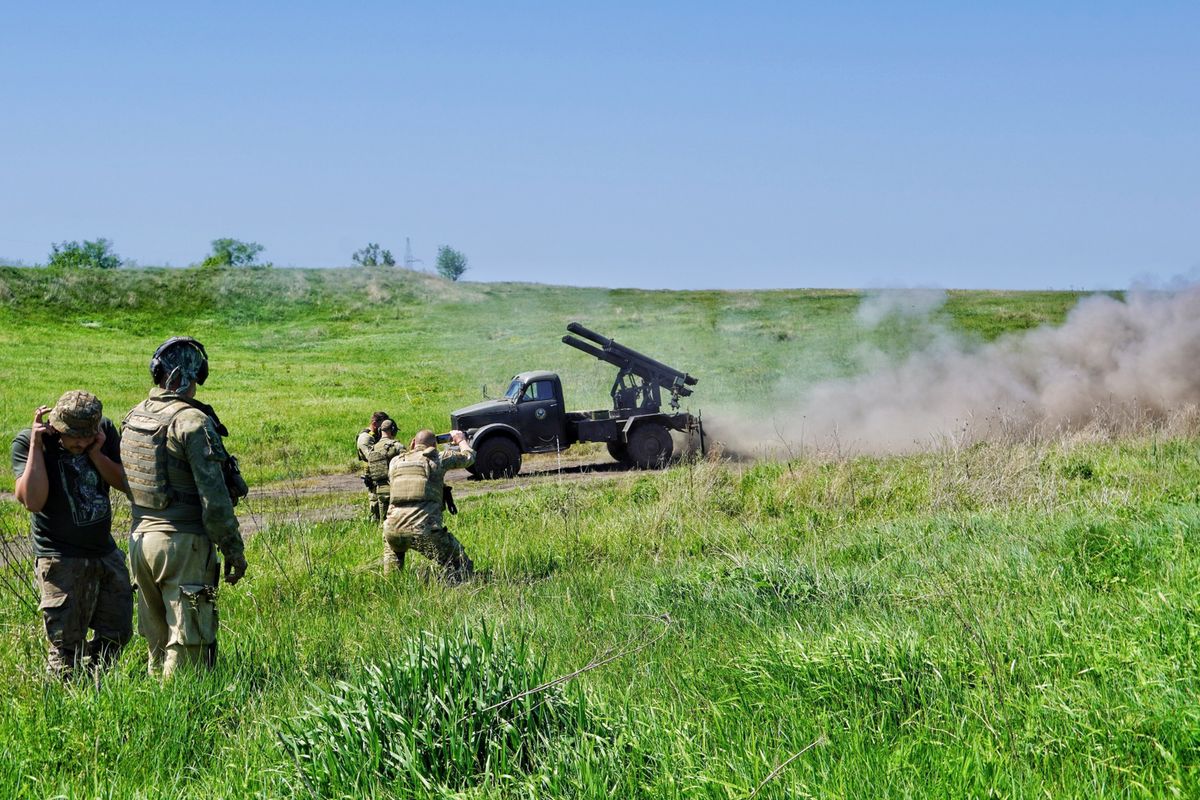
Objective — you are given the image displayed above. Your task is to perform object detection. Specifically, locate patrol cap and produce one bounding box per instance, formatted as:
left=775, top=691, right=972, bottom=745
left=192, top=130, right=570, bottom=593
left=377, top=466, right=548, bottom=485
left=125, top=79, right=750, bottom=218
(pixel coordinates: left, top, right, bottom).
left=48, top=390, right=102, bottom=438
left=380, top=419, right=397, bottom=434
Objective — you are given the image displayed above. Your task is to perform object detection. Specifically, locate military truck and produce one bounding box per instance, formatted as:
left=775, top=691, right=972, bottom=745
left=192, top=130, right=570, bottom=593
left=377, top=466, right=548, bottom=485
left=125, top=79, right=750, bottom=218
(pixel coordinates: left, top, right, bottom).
left=447, top=323, right=703, bottom=479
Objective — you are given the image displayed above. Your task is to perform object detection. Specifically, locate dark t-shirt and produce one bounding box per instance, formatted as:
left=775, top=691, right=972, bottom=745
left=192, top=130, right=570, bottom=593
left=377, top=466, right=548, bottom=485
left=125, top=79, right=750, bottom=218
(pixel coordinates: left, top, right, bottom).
left=10, top=417, right=122, bottom=558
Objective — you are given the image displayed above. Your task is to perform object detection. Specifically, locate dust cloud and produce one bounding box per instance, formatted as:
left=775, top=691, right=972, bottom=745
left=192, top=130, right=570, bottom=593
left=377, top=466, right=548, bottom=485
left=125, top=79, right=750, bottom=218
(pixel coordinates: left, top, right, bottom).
left=707, top=287, right=1200, bottom=456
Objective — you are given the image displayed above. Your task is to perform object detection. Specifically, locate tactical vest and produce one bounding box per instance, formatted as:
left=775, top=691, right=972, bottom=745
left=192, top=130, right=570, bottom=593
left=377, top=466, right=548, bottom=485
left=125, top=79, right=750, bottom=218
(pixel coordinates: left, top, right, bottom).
left=390, top=449, right=441, bottom=504
left=121, top=401, right=197, bottom=510
left=366, top=440, right=401, bottom=486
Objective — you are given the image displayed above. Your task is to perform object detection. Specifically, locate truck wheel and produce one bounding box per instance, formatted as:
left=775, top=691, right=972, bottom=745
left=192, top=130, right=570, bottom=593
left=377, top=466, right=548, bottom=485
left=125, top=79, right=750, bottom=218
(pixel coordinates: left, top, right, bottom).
left=627, top=423, right=673, bottom=468
left=474, top=437, right=522, bottom=479
left=606, top=440, right=631, bottom=464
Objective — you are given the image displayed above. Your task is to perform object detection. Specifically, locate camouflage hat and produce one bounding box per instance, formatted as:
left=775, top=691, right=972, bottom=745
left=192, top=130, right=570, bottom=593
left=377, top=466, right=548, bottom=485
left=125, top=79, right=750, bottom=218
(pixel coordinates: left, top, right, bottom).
left=380, top=419, right=397, bottom=434
left=48, top=390, right=102, bottom=438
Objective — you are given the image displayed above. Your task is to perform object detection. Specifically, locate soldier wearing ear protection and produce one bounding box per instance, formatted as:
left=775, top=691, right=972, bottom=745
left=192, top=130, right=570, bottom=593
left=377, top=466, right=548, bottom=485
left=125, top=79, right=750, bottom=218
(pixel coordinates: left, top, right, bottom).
left=122, top=336, right=248, bottom=677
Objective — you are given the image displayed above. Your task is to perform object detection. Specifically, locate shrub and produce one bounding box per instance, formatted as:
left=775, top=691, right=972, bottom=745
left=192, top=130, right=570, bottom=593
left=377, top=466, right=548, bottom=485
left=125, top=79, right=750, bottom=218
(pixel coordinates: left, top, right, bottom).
left=435, top=245, right=468, bottom=281
left=201, top=238, right=266, bottom=268
left=351, top=243, right=396, bottom=267
left=47, top=238, right=121, bottom=270
left=278, top=625, right=592, bottom=794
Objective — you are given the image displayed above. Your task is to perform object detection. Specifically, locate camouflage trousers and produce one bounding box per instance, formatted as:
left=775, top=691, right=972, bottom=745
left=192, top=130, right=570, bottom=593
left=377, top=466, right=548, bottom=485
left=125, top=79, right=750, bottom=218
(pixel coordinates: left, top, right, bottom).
left=129, top=529, right=219, bottom=678
left=376, top=489, right=392, bottom=523
left=382, top=511, right=473, bottom=583
left=35, top=549, right=134, bottom=680
left=367, top=485, right=381, bottom=522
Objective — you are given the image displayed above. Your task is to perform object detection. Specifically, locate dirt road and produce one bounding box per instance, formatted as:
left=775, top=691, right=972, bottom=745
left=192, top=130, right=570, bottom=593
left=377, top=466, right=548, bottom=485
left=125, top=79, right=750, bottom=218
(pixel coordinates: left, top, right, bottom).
left=2, top=453, right=644, bottom=564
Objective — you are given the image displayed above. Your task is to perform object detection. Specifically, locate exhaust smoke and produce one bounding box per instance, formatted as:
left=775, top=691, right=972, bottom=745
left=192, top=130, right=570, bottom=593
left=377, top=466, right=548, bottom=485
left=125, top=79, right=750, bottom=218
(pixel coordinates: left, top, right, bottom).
left=709, top=287, right=1200, bottom=456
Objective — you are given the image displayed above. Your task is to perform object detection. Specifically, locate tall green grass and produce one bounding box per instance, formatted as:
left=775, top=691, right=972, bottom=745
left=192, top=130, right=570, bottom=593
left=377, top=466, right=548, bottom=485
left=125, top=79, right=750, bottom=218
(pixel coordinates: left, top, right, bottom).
left=3, top=268, right=1185, bottom=798
left=1, top=434, right=1197, bottom=797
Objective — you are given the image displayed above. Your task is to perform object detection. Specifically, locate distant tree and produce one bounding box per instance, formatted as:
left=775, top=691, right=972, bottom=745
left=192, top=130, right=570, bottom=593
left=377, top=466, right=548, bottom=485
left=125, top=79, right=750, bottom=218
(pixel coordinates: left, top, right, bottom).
left=47, top=238, right=122, bottom=270
left=435, top=245, right=468, bottom=281
left=351, top=243, right=396, bottom=267
left=202, top=238, right=266, bottom=268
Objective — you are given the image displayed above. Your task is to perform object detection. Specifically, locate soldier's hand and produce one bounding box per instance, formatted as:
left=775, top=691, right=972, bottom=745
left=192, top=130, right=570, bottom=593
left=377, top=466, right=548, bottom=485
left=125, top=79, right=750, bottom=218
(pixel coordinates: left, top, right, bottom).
left=224, top=553, right=248, bottom=585
left=449, top=429, right=466, bottom=445
left=87, top=426, right=106, bottom=456
left=31, top=406, right=52, bottom=442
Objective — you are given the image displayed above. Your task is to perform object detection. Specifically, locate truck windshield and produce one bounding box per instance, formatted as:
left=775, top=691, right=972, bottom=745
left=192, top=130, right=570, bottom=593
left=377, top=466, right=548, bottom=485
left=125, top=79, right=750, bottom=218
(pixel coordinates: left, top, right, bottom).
left=521, top=380, right=556, bottom=402
left=504, top=379, right=523, bottom=400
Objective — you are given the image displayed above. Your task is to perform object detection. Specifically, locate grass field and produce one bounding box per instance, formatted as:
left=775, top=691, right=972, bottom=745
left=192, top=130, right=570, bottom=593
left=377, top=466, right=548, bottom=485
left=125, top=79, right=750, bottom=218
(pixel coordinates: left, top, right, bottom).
left=1, top=267, right=1195, bottom=799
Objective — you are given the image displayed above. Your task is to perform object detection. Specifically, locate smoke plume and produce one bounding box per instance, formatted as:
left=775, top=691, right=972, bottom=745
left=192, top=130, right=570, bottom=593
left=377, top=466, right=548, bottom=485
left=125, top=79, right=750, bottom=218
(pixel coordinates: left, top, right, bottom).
left=709, top=287, right=1200, bottom=456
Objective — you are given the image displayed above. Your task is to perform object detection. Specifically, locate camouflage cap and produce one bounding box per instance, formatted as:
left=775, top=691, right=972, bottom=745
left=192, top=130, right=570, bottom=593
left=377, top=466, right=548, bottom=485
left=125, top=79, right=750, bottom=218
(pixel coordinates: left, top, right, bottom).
left=380, top=419, right=397, bottom=434
left=48, top=390, right=102, bottom=438
left=157, top=339, right=206, bottom=391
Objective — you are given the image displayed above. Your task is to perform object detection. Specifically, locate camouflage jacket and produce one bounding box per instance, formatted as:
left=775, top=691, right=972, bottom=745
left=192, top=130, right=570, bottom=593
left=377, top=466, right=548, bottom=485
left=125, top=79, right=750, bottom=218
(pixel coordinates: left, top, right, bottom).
left=124, top=388, right=244, bottom=558
left=385, top=443, right=475, bottom=533
left=356, top=429, right=378, bottom=466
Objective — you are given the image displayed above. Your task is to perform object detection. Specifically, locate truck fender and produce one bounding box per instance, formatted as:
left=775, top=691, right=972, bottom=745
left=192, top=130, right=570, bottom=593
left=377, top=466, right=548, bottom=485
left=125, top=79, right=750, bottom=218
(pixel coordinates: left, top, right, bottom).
left=620, top=413, right=669, bottom=442
left=470, top=423, right=525, bottom=452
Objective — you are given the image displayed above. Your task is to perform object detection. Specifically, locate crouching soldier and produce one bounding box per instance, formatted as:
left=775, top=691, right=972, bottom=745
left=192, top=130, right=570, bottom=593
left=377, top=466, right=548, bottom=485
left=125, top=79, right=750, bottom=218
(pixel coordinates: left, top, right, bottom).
left=11, top=391, right=133, bottom=680
left=123, top=337, right=248, bottom=677
left=383, top=429, right=475, bottom=582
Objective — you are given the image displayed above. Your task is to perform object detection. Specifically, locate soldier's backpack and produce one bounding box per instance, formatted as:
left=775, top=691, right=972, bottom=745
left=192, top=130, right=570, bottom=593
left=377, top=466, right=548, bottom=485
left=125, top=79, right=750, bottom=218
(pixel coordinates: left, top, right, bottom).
left=389, top=449, right=442, bottom=503
left=366, top=439, right=402, bottom=488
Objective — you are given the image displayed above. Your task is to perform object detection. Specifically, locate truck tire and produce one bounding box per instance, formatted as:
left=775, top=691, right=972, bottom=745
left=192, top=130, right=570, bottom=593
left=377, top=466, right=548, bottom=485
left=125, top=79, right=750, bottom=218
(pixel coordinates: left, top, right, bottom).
left=606, top=440, right=632, bottom=464
left=627, top=423, right=673, bottom=468
left=474, top=436, right=522, bottom=479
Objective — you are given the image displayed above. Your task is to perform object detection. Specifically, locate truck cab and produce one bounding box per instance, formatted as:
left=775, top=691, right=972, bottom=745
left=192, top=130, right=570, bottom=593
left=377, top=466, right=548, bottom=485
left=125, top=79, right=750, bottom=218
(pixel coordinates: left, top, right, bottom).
left=450, top=371, right=566, bottom=477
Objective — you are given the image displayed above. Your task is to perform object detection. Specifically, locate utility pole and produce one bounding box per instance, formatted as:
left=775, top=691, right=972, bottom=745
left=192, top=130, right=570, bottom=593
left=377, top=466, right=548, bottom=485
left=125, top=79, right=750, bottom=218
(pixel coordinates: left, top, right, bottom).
left=404, top=237, right=423, bottom=271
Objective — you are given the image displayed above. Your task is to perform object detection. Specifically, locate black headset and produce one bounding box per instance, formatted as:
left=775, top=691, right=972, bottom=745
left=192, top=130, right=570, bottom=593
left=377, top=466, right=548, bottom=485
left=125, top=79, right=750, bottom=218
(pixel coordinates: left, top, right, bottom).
left=150, top=336, right=209, bottom=386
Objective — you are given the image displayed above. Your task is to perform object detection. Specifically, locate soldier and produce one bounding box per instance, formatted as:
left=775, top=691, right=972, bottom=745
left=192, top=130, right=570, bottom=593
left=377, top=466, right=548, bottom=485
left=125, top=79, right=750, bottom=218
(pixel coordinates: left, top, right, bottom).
left=356, top=411, right=391, bottom=521
left=365, top=419, right=405, bottom=522
left=122, top=337, right=248, bottom=677
left=383, top=429, right=475, bottom=582
left=11, top=391, right=133, bottom=680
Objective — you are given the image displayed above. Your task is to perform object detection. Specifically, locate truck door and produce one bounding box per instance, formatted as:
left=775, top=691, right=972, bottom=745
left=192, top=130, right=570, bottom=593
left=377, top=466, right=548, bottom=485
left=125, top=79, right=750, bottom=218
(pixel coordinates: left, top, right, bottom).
left=518, top=379, right=565, bottom=449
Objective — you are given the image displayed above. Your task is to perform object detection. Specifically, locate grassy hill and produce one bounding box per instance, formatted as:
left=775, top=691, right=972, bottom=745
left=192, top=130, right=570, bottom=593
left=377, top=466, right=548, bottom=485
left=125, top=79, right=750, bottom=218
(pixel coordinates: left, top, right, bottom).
left=0, top=266, right=1082, bottom=488
left=1, top=267, right=1195, bottom=799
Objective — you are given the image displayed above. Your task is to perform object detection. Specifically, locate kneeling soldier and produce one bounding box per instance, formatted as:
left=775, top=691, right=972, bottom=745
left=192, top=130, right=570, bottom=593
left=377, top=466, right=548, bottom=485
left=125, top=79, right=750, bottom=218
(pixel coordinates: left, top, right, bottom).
left=383, top=429, right=475, bottom=582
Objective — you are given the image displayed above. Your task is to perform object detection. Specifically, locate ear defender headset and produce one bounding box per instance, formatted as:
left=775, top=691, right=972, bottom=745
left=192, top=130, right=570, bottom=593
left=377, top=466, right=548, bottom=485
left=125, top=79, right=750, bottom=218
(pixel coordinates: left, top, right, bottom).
left=149, top=336, right=210, bottom=386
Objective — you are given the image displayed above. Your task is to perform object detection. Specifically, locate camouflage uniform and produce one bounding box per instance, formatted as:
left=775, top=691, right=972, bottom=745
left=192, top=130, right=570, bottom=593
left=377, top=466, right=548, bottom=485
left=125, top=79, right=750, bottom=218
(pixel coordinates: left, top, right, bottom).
left=357, top=428, right=381, bottom=520
left=11, top=391, right=133, bottom=679
left=366, top=437, right=405, bottom=521
left=34, top=549, right=133, bottom=678
left=124, top=387, right=245, bottom=677
left=383, top=442, right=475, bottom=581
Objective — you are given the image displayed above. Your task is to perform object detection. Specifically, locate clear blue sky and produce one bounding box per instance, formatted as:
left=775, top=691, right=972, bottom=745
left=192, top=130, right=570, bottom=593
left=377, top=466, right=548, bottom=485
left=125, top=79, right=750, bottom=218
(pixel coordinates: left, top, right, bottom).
left=2, top=2, right=1196, bottom=289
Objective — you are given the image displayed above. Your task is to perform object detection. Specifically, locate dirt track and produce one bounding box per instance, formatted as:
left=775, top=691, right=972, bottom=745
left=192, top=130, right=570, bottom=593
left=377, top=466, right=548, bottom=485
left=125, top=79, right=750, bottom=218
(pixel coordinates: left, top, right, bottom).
left=239, top=452, right=642, bottom=534
left=2, top=453, right=645, bottom=564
